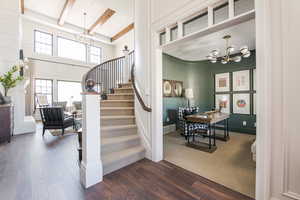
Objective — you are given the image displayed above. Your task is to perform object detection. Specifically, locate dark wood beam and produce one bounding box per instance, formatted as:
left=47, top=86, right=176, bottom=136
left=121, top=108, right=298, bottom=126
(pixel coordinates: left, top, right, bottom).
left=58, top=0, right=76, bottom=26
left=88, top=8, right=116, bottom=34
left=111, top=23, right=134, bottom=42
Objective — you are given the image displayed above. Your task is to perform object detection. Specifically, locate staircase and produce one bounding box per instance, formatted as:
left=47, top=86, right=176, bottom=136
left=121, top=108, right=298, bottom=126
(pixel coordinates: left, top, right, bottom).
left=100, top=82, right=145, bottom=175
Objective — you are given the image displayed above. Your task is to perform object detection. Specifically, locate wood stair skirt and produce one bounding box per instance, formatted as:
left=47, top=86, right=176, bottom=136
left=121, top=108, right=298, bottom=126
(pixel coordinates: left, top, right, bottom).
left=100, top=83, right=145, bottom=175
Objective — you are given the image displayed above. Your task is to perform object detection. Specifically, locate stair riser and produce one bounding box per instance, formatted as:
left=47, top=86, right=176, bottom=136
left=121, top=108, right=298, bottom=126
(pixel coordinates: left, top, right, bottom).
left=103, top=150, right=145, bottom=175
left=101, top=118, right=135, bottom=126
left=118, top=83, right=132, bottom=88
left=101, top=109, right=134, bottom=116
left=101, top=101, right=134, bottom=107
left=107, top=95, right=134, bottom=100
left=102, top=138, right=140, bottom=154
left=114, top=89, right=133, bottom=94
left=101, top=127, right=138, bottom=137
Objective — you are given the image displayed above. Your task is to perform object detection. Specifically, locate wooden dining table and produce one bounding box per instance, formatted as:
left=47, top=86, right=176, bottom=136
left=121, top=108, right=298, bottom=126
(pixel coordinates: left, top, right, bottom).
left=185, top=111, right=230, bottom=152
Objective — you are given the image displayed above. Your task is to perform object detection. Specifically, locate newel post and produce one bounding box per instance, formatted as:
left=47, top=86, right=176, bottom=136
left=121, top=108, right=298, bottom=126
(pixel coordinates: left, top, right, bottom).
left=123, top=45, right=130, bottom=83
left=80, top=92, right=102, bottom=188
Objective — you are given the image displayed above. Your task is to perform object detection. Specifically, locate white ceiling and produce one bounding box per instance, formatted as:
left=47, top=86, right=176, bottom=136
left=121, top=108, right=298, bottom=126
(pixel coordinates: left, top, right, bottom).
left=25, top=0, right=134, bottom=38
left=163, top=19, right=256, bottom=61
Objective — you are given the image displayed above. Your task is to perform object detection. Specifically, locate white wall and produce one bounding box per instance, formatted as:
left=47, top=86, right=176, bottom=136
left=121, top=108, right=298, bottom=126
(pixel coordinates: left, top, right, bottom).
left=113, top=30, right=135, bottom=57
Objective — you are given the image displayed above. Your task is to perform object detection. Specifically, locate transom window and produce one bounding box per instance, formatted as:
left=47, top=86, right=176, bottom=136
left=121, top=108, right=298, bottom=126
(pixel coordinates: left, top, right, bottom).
left=90, top=46, right=102, bottom=64
left=34, top=30, right=53, bottom=56
left=57, top=37, right=87, bottom=62
left=35, top=79, right=53, bottom=107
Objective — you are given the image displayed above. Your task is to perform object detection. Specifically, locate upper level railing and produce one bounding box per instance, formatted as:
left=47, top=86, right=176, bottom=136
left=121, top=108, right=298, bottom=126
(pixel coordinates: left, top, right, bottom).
left=82, top=49, right=151, bottom=112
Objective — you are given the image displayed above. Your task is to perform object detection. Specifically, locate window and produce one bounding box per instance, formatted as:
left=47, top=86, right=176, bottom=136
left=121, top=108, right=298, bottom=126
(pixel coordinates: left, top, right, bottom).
left=58, top=37, right=87, bottom=62
left=170, top=26, right=178, bottom=41
left=183, top=12, right=208, bottom=36
left=90, top=46, right=102, bottom=64
left=160, top=32, right=166, bottom=45
left=34, top=30, right=53, bottom=55
left=57, top=81, right=82, bottom=107
left=35, top=79, right=53, bottom=107
left=213, top=2, right=229, bottom=24
left=234, top=0, right=255, bottom=16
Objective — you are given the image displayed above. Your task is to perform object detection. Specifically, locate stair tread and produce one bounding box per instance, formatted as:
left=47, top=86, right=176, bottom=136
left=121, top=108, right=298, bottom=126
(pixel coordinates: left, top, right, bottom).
left=115, top=87, right=133, bottom=90
left=101, top=100, right=134, bottom=102
left=107, top=93, right=134, bottom=96
left=101, top=115, right=135, bottom=119
left=101, top=124, right=137, bottom=131
left=102, top=135, right=139, bottom=146
left=102, top=146, right=145, bottom=165
left=101, top=107, right=134, bottom=110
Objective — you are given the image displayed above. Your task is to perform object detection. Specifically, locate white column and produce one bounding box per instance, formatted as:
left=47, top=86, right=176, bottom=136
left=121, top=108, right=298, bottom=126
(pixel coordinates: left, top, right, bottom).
left=228, top=0, right=235, bottom=19
left=80, top=92, right=102, bottom=188
left=123, top=47, right=130, bottom=83
left=208, top=6, right=214, bottom=27
left=177, top=21, right=184, bottom=39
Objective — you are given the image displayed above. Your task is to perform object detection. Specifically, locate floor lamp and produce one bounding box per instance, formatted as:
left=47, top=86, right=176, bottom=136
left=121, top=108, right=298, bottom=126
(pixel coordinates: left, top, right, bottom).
left=185, top=88, right=194, bottom=108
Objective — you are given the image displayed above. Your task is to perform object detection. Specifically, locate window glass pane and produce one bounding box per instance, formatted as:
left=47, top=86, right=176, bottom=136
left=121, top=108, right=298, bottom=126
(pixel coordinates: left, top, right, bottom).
left=170, top=26, right=178, bottom=41
left=234, top=0, right=255, bottom=16
left=214, top=2, right=229, bottom=24
left=35, top=79, right=53, bottom=106
left=57, top=81, right=82, bottom=107
left=34, top=31, right=53, bottom=56
left=90, top=46, right=102, bottom=64
left=183, top=12, right=208, bottom=36
left=58, top=37, right=87, bottom=62
left=160, top=32, right=166, bottom=45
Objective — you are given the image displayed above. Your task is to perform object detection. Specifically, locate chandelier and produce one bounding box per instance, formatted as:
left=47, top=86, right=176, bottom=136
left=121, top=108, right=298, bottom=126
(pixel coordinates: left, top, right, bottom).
left=75, top=12, right=94, bottom=46
left=207, top=35, right=251, bottom=64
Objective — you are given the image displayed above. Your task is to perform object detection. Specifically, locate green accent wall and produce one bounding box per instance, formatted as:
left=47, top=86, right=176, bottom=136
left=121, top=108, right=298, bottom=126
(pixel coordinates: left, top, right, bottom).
left=163, top=51, right=256, bottom=134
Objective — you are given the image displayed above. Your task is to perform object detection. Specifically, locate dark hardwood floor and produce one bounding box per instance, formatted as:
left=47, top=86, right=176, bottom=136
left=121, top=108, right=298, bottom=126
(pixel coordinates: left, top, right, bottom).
left=0, top=125, right=254, bottom=200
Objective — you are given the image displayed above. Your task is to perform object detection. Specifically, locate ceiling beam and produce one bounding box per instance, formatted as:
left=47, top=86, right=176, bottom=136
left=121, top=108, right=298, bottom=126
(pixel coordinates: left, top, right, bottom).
left=20, top=0, right=25, bottom=14
left=58, top=0, right=76, bottom=26
left=88, top=8, right=116, bottom=34
left=111, top=23, right=134, bottom=42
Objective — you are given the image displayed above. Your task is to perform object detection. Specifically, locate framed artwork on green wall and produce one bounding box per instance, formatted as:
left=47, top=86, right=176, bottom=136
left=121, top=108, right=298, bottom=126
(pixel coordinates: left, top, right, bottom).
left=163, top=80, right=173, bottom=97
left=215, top=94, right=230, bottom=114
left=215, top=72, right=230, bottom=92
left=233, top=70, right=250, bottom=91
left=233, top=93, right=250, bottom=114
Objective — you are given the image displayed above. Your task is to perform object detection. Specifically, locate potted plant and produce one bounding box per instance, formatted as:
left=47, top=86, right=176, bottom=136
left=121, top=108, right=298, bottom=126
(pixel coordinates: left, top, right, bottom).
left=0, top=65, right=23, bottom=103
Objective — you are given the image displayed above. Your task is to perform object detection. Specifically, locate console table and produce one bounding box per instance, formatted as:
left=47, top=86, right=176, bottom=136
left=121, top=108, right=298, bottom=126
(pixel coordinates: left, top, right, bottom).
left=0, top=104, right=14, bottom=143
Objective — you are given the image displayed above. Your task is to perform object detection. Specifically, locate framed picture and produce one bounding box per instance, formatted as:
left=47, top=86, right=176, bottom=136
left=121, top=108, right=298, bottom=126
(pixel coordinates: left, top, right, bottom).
left=253, top=69, right=256, bottom=91
left=163, top=80, right=172, bottom=97
left=215, top=94, right=230, bottom=114
left=172, top=81, right=183, bottom=97
left=233, top=93, right=250, bottom=114
left=233, top=70, right=250, bottom=91
left=215, top=73, right=230, bottom=92
left=253, top=93, right=256, bottom=115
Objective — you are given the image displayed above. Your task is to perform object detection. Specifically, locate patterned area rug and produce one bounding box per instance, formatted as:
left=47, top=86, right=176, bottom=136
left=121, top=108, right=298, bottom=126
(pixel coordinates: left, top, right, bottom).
left=49, top=128, right=77, bottom=136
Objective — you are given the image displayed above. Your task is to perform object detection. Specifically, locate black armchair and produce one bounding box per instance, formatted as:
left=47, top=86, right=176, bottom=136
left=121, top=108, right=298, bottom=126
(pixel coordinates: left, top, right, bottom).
left=39, top=106, right=75, bottom=136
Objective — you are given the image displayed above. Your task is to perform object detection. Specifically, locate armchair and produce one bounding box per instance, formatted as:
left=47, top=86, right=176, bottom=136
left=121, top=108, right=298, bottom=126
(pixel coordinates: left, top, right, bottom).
left=178, top=107, right=208, bottom=138
left=39, top=106, right=75, bottom=136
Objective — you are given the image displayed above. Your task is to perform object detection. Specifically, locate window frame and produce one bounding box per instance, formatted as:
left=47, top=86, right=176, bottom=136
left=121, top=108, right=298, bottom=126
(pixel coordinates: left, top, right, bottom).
left=34, top=78, right=53, bottom=109
left=57, top=36, right=88, bottom=62
left=89, top=45, right=102, bottom=64
left=34, top=30, right=53, bottom=56
left=183, top=11, right=208, bottom=36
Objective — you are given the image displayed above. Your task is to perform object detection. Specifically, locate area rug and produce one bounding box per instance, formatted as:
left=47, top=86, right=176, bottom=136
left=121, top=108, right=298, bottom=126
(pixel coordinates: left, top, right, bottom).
left=49, top=128, right=77, bottom=136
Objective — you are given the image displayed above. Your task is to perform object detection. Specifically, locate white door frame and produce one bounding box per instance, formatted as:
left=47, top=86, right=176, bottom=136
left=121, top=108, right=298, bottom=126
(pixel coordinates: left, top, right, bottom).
left=149, top=0, right=275, bottom=199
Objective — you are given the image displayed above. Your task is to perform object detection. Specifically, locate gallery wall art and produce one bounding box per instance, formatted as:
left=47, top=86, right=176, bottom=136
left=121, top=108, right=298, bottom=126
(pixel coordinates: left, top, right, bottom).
left=233, top=70, right=250, bottom=91
left=163, top=79, right=183, bottom=97
left=233, top=93, right=250, bottom=114
left=215, top=94, right=230, bottom=114
left=215, top=72, right=230, bottom=92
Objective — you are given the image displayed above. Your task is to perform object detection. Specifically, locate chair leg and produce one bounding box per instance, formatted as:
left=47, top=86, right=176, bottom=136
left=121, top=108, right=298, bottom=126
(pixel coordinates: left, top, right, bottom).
left=42, top=127, right=45, bottom=136
left=62, top=128, right=65, bottom=136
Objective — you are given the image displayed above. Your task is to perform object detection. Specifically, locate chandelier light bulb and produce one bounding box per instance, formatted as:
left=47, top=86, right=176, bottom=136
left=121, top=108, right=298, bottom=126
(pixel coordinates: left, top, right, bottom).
left=210, top=58, right=217, bottom=63
left=243, top=51, right=251, bottom=58
left=233, top=56, right=242, bottom=62
left=240, top=46, right=249, bottom=54
left=227, top=46, right=235, bottom=53
left=221, top=59, right=228, bottom=64
left=211, top=50, right=219, bottom=57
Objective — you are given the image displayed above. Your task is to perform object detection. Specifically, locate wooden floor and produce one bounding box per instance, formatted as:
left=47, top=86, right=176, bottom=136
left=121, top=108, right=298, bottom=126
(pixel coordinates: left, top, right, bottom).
left=0, top=126, right=254, bottom=200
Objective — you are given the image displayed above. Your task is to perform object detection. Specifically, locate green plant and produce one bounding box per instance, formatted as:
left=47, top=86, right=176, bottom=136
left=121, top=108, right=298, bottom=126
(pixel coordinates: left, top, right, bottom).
left=0, top=65, right=23, bottom=96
